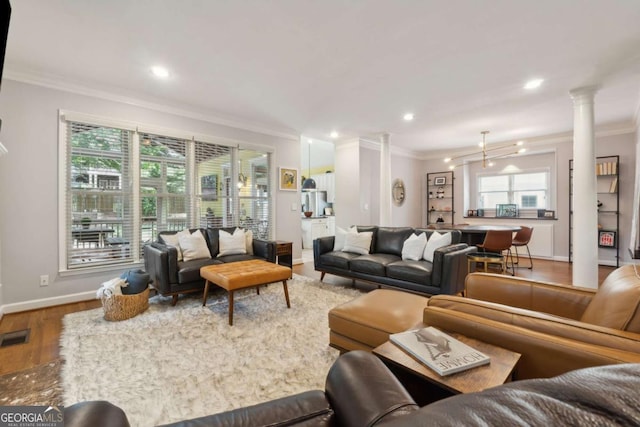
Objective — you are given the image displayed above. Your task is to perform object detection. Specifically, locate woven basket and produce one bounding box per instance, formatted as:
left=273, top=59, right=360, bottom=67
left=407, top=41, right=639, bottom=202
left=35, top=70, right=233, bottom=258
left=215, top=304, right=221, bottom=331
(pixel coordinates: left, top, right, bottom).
left=102, top=286, right=150, bottom=321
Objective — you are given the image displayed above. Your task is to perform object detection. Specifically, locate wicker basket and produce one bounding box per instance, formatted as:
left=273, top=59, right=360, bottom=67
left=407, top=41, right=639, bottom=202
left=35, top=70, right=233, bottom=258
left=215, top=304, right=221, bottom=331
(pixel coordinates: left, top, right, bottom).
left=102, top=286, right=150, bottom=321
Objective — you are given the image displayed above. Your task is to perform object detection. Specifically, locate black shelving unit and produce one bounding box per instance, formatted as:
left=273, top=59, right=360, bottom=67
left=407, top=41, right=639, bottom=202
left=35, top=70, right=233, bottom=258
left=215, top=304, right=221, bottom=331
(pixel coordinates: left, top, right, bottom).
left=569, top=155, right=619, bottom=267
left=427, top=170, right=455, bottom=226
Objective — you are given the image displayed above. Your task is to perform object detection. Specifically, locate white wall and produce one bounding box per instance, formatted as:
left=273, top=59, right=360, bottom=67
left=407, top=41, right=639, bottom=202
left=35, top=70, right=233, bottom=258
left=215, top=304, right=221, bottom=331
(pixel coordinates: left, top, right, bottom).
left=0, top=79, right=301, bottom=311
left=423, top=130, right=636, bottom=262
left=391, top=151, right=423, bottom=227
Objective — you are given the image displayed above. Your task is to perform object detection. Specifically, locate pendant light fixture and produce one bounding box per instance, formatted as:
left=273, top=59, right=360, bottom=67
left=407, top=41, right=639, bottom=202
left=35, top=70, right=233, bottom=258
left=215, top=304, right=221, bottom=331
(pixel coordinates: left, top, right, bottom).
left=302, top=140, right=316, bottom=189
left=444, top=131, right=526, bottom=169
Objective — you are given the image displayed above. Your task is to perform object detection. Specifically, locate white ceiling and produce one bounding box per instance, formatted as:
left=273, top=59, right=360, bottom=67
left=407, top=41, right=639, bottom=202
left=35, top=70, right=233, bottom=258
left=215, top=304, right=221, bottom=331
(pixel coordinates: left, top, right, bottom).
left=4, top=1, right=640, bottom=154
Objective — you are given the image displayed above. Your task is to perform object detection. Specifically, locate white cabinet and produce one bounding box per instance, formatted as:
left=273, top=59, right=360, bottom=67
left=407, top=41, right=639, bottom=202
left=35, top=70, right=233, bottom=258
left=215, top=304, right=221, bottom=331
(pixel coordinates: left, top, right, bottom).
left=301, top=217, right=335, bottom=249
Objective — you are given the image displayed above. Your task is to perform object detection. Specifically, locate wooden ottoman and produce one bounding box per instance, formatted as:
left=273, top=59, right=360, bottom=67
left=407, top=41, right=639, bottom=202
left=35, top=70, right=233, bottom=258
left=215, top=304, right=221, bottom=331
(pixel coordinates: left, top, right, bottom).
left=201, top=260, right=292, bottom=325
left=329, top=289, right=429, bottom=352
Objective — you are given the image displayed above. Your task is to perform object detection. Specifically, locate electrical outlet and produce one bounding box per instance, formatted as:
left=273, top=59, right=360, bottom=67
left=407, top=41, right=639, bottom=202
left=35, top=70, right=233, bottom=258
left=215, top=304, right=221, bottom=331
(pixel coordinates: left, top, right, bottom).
left=40, top=275, right=49, bottom=287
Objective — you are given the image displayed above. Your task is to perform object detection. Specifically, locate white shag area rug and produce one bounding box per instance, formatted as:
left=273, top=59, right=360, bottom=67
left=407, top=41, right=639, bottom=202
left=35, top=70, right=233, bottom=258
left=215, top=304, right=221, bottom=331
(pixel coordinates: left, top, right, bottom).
left=61, top=274, right=362, bottom=427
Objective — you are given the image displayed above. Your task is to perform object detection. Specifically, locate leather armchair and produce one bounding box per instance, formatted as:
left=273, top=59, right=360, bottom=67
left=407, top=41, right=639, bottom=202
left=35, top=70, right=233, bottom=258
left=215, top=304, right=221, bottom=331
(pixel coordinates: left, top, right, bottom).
left=64, top=351, right=640, bottom=427
left=423, top=264, right=640, bottom=379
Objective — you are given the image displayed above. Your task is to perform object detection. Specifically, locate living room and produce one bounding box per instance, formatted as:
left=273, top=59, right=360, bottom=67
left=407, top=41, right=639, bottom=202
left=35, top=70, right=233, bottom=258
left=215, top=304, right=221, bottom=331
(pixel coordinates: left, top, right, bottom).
left=1, top=1, right=640, bottom=425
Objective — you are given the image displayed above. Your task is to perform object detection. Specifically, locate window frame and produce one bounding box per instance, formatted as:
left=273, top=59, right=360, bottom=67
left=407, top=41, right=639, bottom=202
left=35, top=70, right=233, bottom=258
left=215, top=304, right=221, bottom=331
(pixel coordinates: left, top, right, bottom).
left=58, top=111, right=274, bottom=274
left=476, top=167, right=551, bottom=214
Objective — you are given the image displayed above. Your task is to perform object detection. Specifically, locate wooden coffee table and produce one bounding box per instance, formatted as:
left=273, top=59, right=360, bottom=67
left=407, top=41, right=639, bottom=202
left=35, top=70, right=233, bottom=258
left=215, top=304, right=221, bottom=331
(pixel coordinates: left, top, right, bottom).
left=200, top=260, right=292, bottom=325
left=373, top=330, right=520, bottom=404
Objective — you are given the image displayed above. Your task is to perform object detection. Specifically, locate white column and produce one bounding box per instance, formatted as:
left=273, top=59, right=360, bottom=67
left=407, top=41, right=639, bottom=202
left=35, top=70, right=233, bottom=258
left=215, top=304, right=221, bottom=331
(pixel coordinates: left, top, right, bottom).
left=570, top=86, right=599, bottom=288
left=379, top=133, right=392, bottom=226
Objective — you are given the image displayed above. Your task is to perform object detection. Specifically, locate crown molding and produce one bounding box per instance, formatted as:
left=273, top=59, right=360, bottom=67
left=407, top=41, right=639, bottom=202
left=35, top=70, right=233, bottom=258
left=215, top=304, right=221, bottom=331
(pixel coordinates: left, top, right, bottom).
left=4, top=70, right=300, bottom=142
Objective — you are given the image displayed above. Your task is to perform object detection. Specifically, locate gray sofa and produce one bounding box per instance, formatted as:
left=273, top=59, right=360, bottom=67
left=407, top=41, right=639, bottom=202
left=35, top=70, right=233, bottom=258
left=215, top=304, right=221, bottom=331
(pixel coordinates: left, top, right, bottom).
left=314, top=226, right=475, bottom=295
left=143, top=227, right=276, bottom=305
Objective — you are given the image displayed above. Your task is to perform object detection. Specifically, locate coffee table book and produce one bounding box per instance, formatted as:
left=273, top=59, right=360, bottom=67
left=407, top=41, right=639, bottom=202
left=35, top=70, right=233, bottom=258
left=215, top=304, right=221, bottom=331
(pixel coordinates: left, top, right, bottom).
left=390, top=327, right=490, bottom=376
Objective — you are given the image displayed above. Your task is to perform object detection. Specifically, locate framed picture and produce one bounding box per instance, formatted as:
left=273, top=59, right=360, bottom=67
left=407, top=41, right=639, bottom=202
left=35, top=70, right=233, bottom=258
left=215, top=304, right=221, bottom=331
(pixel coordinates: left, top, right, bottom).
left=279, top=167, right=298, bottom=191
left=476, top=208, right=484, bottom=217
left=201, top=174, right=218, bottom=201
left=598, top=230, right=616, bottom=248
left=467, top=209, right=474, bottom=217
left=496, top=204, right=518, bottom=218
left=537, top=209, right=555, bottom=219
left=434, top=176, right=446, bottom=185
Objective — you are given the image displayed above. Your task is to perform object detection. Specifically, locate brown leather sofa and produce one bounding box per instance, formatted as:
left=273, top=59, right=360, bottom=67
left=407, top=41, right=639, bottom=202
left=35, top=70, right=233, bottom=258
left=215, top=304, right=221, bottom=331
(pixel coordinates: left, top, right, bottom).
left=64, top=351, right=640, bottom=427
left=329, top=264, right=640, bottom=379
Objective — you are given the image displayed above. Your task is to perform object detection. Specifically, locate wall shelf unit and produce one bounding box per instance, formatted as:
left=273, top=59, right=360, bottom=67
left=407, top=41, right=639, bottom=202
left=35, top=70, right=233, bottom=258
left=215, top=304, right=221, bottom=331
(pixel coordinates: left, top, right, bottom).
left=427, top=170, right=454, bottom=226
left=569, top=155, right=619, bottom=267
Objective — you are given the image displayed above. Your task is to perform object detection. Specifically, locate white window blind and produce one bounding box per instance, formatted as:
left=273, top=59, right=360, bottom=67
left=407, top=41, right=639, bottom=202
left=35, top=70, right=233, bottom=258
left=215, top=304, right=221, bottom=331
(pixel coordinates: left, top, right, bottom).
left=238, top=149, right=272, bottom=239
left=194, top=141, right=232, bottom=228
left=66, top=122, right=134, bottom=268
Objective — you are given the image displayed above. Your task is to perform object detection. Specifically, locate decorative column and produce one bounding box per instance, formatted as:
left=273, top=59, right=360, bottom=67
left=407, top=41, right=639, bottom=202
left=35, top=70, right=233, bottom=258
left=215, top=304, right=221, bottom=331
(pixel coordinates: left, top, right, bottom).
left=570, top=86, right=599, bottom=289
left=379, top=133, right=392, bottom=226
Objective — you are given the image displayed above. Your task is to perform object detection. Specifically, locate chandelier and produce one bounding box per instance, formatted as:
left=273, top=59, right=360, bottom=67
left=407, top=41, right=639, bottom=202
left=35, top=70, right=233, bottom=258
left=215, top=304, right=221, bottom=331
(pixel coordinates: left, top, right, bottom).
left=444, top=131, right=526, bottom=169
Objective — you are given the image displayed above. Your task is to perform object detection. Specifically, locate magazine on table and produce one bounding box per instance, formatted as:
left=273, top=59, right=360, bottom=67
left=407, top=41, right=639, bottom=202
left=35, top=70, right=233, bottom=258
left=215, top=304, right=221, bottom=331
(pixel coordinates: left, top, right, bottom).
left=390, top=326, right=490, bottom=376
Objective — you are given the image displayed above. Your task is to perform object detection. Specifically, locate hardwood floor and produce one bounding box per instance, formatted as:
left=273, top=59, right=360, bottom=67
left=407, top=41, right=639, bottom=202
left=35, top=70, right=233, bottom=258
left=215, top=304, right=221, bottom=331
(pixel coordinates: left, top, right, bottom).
left=0, top=259, right=615, bottom=376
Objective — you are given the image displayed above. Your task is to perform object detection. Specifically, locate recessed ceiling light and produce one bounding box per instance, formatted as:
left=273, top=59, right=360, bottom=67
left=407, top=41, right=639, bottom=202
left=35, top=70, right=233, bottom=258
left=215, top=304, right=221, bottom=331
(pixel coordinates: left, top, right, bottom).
left=151, top=66, right=170, bottom=79
left=403, top=113, right=414, bottom=121
left=330, top=131, right=339, bottom=138
left=524, top=78, right=544, bottom=90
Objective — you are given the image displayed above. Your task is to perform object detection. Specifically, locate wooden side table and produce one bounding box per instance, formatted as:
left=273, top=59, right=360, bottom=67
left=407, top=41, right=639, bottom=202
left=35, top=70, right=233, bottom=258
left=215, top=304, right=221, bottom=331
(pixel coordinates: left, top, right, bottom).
left=373, top=330, right=520, bottom=405
left=275, top=241, right=293, bottom=277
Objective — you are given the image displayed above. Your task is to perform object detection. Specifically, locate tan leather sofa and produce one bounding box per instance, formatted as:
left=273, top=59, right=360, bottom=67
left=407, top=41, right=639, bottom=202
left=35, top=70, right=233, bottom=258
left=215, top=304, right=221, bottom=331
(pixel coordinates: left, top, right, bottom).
left=329, top=264, right=640, bottom=379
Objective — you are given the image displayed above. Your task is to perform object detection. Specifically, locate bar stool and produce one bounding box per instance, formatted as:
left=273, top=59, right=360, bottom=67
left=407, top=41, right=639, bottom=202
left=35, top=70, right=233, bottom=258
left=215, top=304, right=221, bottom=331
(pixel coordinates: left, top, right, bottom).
left=512, top=226, right=534, bottom=269
left=476, top=229, right=515, bottom=275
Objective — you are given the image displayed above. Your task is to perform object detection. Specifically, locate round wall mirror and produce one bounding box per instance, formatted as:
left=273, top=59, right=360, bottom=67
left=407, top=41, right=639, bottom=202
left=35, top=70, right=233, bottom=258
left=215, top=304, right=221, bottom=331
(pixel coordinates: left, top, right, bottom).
left=392, top=179, right=406, bottom=206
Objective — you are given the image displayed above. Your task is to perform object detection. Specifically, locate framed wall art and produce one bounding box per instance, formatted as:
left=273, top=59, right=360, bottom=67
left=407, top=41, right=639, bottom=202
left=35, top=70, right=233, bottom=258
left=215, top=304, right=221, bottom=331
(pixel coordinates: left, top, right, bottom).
left=598, top=230, right=616, bottom=248
left=434, top=176, right=446, bottom=185
left=496, top=204, right=518, bottom=218
left=279, top=167, right=298, bottom=191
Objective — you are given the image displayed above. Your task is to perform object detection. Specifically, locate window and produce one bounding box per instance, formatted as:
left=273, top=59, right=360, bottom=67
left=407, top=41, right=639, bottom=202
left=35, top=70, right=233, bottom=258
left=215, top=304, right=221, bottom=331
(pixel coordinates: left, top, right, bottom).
left=478, top=171, right=549, bottom=210
left=62, top=114, right=273, bottom=271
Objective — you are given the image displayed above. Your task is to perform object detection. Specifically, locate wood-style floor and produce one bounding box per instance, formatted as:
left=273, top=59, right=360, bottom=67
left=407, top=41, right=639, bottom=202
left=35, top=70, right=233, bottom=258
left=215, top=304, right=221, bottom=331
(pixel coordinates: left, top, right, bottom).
left=0, top=258, right=615, bottom=376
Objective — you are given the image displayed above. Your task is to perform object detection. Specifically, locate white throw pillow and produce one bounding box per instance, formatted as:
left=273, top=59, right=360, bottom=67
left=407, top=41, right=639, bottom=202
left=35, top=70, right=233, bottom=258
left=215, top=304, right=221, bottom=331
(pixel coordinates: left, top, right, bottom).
left=343, top=230, right=373, bottom=255
left=161, top=229, right=190, bottom=261
left=218, top=228, right=247, bottom=257
left=423, top=231, right=452, bottom=262
left=333, top=226, right=357, bottom=251
left=178, top=230, right=212, bottom=262
left=402, top=232, right=428, bottom=261
left=244, top=229, right=254, bottom=255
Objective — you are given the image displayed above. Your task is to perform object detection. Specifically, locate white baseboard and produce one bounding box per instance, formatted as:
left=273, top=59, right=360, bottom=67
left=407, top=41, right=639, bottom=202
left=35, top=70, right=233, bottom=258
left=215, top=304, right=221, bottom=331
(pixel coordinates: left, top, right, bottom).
left=293, top=258, right=305, bottom=265
left=0, top=291, right=97, bottom=314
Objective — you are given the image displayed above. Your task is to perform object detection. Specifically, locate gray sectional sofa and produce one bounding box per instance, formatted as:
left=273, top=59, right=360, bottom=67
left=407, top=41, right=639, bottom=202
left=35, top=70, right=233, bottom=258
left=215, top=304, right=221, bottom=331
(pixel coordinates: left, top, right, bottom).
left=313, top=226, right=475, bottom=295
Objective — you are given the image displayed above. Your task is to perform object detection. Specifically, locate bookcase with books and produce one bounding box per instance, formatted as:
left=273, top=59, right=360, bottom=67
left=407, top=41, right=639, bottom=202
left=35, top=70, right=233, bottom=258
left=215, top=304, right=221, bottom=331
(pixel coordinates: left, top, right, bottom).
left=569, top=155, right=619, bottom=267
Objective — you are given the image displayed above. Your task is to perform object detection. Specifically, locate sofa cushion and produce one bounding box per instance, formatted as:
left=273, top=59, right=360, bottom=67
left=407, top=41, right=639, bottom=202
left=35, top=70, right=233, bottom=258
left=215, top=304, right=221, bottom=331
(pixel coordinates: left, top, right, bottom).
left=343, top=231, right=373, bottom=255
left=217, top=253, right=262, bottom=263
left=580, top=264, right=640, bottom=332
left=375, top=227, right=414, bottom=256
left=387, top=260, right=433, bottom=285
left=177, top=258, right=220, bottom=283
left=205, top=227, right=239, bottom=258
left=218, top=228, right=247, bottom=257
left=320, top=251, right=360, bottom=270
left=423, top=231, right=452, bottom=262
left=356, top=226, right=378, bottom=253
left=350, top=254, right=400, bottom=276
left=402, top=232, right=428, bottom=261
left=178, top=230, right=212, bottom=262
left=159, top=229, right=190, bottom=262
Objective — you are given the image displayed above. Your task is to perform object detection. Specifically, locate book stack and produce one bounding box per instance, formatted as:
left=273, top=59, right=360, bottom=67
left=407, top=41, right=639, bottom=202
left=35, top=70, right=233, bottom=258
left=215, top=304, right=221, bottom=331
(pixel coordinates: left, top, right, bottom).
left=596, top=162, right=617, bottom=176
left=390, top=327, right=490, bottom=376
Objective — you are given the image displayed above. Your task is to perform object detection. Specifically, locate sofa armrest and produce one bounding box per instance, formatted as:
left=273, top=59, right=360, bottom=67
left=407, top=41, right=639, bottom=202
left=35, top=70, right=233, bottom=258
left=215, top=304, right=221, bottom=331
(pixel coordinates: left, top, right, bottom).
left=325, top=350, right=419, bottom=427
left=313, top=236, right=335, bottom=268
left=422, top=306, right=640, bottom=380
left=252, top=238, right=276, bottom=263
left=431, top=244, right=476, bottom=294
left=143, top=242, right=178, bottom=295
left=427, top=295, right=640, bottom=354
left=160, top=390, right=332, bottom=427
left=65, top=401, right=130, bottom=427
left=465, top=273, right=595, bottom=320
